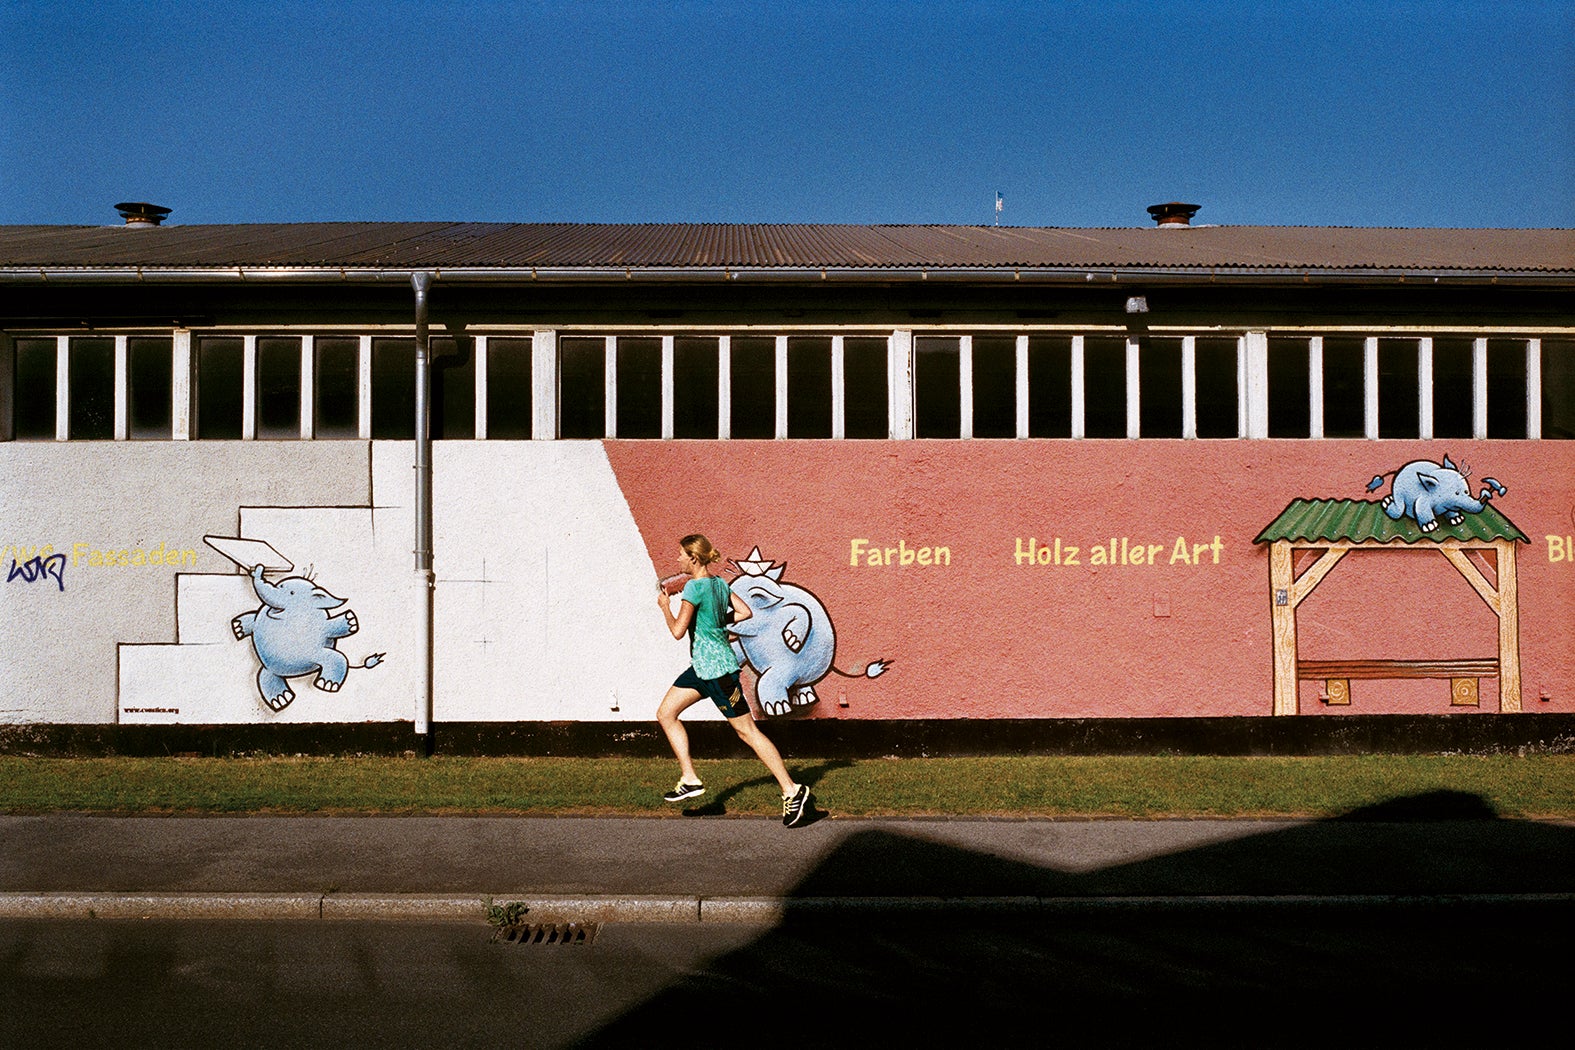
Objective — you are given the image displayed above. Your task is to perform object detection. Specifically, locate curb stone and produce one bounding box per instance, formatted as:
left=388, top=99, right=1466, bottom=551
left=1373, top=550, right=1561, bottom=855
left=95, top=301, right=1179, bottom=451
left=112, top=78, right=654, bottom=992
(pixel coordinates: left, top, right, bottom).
left=5, top=892, right=1572, bottom=924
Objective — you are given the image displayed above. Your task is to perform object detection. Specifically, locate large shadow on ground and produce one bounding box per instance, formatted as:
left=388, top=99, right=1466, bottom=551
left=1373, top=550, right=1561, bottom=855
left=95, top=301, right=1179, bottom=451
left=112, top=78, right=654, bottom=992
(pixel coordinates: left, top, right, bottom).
left=576, top=791, right=1574, bottom=1048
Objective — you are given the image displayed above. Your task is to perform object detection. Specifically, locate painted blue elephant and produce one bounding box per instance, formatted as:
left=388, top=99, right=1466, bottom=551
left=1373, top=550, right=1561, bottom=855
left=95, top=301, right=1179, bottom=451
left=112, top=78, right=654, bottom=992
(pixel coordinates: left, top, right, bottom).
left=231, top=564, right=383, bottom=711
left=1367, top=455, right=1506, bottom=533
left=726, top=548, right=888, bottom=717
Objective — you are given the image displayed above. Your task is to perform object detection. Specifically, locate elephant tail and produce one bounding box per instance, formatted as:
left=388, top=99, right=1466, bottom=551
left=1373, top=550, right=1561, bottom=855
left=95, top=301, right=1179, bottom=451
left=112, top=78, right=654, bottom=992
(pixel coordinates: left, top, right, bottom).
left=351, top=653, right=385, bottom=670
left=1366, top=471, right=1395, bottom=493
left=831, top=659, right=891, bottom=679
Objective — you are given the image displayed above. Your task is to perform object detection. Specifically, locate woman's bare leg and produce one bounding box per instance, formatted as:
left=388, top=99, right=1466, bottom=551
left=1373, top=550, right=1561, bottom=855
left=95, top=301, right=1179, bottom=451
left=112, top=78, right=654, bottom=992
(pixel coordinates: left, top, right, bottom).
left=657, top=686, right=706, bottom=784
left=727, top=713, right=797, bottom=796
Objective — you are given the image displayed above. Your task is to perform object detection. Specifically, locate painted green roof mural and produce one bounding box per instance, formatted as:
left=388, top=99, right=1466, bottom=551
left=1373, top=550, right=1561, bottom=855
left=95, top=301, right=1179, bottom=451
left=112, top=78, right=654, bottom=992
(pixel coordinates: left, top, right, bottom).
left=1254, top=499, right=1528, bottom=545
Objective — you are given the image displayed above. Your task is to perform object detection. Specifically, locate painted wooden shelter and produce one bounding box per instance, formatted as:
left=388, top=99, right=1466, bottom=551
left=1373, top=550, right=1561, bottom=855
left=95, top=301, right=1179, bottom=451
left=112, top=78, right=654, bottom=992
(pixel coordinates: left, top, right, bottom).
left=1256, top=499, right=1528, bottom=714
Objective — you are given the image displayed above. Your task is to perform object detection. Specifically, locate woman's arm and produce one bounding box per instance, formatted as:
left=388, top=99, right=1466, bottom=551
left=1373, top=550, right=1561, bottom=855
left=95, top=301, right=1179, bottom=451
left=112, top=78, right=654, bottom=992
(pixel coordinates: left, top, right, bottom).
left=658, top=588, right=696, bottom=640
left=729, top=591, right=752, bottom=625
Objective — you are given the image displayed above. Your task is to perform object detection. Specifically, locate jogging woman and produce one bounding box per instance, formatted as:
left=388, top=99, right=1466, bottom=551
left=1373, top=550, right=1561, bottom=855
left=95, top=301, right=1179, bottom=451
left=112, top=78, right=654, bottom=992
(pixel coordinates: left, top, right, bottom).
left=655, top=533, right=813, bottom=827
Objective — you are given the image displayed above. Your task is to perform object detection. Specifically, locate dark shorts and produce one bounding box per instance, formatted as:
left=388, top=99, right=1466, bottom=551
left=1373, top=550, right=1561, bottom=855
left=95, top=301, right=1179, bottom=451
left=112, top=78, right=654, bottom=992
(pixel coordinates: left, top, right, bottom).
left=674, top=667, right=749, bottom=718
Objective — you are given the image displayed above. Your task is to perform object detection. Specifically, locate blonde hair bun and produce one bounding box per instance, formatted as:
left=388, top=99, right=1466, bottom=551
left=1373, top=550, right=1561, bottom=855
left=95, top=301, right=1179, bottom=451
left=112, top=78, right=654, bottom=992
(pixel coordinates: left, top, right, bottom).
left=680, top=533, right=722, bottom=566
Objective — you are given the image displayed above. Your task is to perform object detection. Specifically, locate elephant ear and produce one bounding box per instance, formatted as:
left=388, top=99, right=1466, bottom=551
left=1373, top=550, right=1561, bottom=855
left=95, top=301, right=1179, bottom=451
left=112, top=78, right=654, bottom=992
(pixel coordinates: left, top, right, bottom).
left=1442, top=454, right=1457, bottom=471
left=1417, top=471, right=1439, bottom=491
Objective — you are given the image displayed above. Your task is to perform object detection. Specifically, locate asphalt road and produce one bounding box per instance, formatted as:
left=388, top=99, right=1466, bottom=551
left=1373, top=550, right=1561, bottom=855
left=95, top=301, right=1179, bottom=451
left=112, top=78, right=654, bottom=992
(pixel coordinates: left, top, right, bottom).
left=5, top=897, right=1571, bottom=1049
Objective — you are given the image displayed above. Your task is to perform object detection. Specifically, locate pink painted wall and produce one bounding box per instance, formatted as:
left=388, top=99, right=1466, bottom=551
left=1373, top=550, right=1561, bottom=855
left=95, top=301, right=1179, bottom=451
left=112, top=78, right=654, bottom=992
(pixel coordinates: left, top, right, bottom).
left=607, top=440, right=1575, bottom=719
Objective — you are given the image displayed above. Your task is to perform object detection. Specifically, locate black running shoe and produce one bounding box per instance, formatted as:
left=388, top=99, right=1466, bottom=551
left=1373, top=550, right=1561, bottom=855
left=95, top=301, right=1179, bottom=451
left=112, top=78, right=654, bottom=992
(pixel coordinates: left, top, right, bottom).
left=782, top=784, right=812, bottom=827
left=663, top=780, right=704, bottom=803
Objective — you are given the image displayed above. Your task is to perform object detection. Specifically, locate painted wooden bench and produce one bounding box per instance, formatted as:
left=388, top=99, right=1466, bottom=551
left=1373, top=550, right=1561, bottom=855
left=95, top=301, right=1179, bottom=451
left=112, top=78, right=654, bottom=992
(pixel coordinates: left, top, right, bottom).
left=1297, top=658, right=1500, bottom=707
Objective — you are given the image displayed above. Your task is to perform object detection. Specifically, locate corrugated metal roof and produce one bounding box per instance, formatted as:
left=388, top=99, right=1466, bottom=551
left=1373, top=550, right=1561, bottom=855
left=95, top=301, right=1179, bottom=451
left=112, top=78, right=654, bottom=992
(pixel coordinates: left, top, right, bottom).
left=0, top=222, right=1571, bottom=275
left=1253, top=498, right=1528, bottom=545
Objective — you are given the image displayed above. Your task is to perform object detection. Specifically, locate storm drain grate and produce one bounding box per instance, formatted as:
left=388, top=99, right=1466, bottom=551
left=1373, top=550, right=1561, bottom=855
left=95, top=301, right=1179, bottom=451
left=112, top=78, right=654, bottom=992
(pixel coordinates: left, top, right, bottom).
left=493, top=922, right=599, bottom=946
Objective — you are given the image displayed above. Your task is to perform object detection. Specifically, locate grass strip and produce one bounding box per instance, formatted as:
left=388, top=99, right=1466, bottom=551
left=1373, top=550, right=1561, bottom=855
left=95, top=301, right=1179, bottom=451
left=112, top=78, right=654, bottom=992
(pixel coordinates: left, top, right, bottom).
left=3, top=755, right=1573, bottom=819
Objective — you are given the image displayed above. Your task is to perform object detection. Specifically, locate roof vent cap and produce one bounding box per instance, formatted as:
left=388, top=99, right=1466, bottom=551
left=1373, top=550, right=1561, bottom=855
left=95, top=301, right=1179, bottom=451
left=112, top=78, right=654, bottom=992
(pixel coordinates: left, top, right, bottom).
left=1146, top=202, right=1200, bottom=227
left=114, top=202, right=171, bottom=227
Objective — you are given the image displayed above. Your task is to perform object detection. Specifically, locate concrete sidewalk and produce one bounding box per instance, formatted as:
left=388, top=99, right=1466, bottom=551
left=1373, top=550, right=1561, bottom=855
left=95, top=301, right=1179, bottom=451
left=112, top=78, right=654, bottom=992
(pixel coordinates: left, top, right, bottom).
left=5, top=807, right=1573, bottom=923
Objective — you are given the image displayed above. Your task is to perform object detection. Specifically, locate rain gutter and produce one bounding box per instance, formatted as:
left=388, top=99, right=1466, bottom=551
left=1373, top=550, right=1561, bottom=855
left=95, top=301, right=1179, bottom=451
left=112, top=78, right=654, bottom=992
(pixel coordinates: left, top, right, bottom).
left=0, top=266, right=1569, bottom=286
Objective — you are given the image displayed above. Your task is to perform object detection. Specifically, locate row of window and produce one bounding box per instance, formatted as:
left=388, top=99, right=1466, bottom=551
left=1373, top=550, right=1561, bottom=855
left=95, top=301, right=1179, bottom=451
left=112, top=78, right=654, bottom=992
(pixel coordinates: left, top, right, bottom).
left=7, top=330, right=1572, bottom=441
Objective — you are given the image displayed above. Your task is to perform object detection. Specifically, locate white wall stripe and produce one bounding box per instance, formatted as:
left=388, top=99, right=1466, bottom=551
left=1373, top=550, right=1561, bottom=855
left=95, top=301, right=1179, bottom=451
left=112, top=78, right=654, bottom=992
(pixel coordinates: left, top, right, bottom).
left=241, top=335, right=257, bottom=440
left=660, top=335, right=674, bottom=440
left=114, top=335, right=128, bottom=440
left=831, top=335, right=846, bottom=440
left=473, top=335, right=488, bottom=440
left=603, top=335, right=618, bottom=439
left=1527, top=338, right=1542, bottom=439
left=172, top=330, right=192, bottom=440
left=300, top=335, right=315, bottom=440
left=1308, top=336, right=1324, bottom=439
left=959, top=334, right=974, bottom=439
left=889, top=330, right=913, bottom=439
left=1015, top=334, right=1029, bottom=439
left=1070, top=334, right=1085, bottom=439
left=717, top=335, right=732, bottom=439
left=358, top=335, right=373, bottom=440
left=1244, top=331, right=1269, bottom=440
left=775, top=335, right=789, bottom=439
left=1363, top=335, right=1379, bottom=439
left=1473, top=336, right=1488, bottom=439
left=55, top=336, right=68, bottom=441
left=1418, top=337, right=1434, bottom=441
left=531, top=330, right=555, bottom=440
left=1125, top=335, right=1141, bottom=440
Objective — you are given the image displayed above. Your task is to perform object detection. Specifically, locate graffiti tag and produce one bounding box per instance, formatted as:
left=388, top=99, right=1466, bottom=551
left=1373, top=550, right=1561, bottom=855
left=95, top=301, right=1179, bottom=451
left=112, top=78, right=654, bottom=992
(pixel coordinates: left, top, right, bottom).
left=7, top=554, right=66, bottom=592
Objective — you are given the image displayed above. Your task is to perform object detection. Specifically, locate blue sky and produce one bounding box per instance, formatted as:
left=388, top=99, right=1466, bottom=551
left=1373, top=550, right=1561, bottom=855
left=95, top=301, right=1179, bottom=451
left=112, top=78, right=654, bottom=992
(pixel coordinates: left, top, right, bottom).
left=3, top=0, right=1571, bottom=228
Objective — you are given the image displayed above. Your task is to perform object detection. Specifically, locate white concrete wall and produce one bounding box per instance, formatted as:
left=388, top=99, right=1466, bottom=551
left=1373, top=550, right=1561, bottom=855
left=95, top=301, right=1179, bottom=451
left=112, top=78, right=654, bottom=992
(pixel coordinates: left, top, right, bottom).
left=431, top=442, right=689, bottom=722
left=0, top=443, right=373, bottom=722
left=1, top=441, right=687, bottom=725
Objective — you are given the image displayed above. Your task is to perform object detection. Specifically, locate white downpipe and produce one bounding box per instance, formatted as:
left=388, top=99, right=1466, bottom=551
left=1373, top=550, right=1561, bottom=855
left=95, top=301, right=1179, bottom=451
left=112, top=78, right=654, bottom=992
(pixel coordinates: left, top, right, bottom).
left=412, top=272, right=436, bottom=743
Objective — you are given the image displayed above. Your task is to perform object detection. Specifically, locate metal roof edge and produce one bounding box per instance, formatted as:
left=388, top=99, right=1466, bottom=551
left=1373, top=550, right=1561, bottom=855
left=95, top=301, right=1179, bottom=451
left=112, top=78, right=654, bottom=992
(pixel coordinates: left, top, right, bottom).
left=2, top=264, right=1571, bottom=285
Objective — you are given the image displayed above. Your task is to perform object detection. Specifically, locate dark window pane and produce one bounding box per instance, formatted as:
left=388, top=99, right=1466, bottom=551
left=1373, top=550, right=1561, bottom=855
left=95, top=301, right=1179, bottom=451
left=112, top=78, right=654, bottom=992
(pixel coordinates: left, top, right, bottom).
left=1543, top=338, right=1574, bottom=440
left=1139, top=337, right=1182, bottom=438
left=196, top=336, right=243, bottom=439
left=256, top=336, right=301, bottom=440
left=1322, top=337, right=1365, bottom=438
left=371, top=337, right=415, bottom=440
left=432, top=336, right=475, bottom=440
left=68, top=337, right=114, bottom=439
left=1487, top=338, right=1527, bottom=438
left=914, top=336, right=960, bottom=438
left=787, top=336, right=831, bottom=438
left=972, top=336, right=1016, bottom=439
left=14, top=338, right=57, bottom=439
left=843, top=336, right=888, bottom=439
left=486, top=337, right=533, bottom=440
left=314, top=337, right=360, bottom=439
left=730, top=336, right=775, bottom=439
left=1027, top=336, right=1071, bottom=438
left=1196, top=337, right=1239, bottom=439
left=558, top=336, right=605, bottom=438
left=1268, top=337, right=1309, bottom=438
left=673, top=337, right=718, bottom=439
left=1378, top=338, right=1418, bottom=439
left=1432, top=338, right=1474, bottom=439
left=128, top=337, right=172, bottom=440
left=615, top=337, right=661, bottom=439
left=1083, top=336, right=1126, bottom=438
